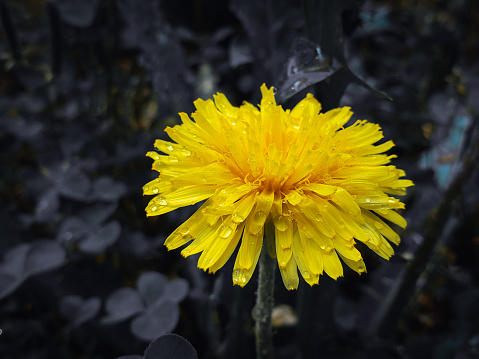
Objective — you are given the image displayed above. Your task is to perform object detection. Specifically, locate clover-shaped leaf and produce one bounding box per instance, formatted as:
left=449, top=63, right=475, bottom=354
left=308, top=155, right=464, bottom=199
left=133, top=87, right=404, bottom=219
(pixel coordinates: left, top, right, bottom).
left=56, top=0, right=100, bottom=28
left=35, top=189, right=60, bottom=222
left=59, top=169, right=91, bottom=200
left=137, top=271, right=168, bottom=307
left=79, top=221, right=121, bottom=254
left=80, top=202, right=118, bottom=227
left=60, top=295, right=101, bottom=327
left=163, top=279, right=189, bottom=303
left=24, top=240, right=66, bottom=277
left=92, top=176, right=127, bottom=201
left=130, top=300, right=179, bottom=342
left=102, top=288, right=144, bottom=324
left=144, top=334, right=198, bottom=359
left=0, top=241, right=66, bottom=300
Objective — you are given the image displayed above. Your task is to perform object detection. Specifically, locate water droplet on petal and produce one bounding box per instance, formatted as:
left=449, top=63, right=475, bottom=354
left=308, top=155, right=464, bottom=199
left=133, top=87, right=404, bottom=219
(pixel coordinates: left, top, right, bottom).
left=181, top=147, right=192, bottom=156
left=303, top=271, right=311, bottom=279
left=219, top=225, right=233, bottom=239
left=179, top=226, right=190, bottom=236
left=320, top=244, right=326, bottom=250
left=365, top=198, right=371, bottom=203
left=274, top=215, right=288, bottom=231
left=315, top=214, right=323, bottom=222
left=151, top=205, right=158, bottom=211
left=232, top=213, right=245, bottom=223
left=157, top=197, right=168, bottom=206
left=169, top=155, right=179, bottom=163
left=254, top=210, right=266, bottom=224
left=167, top=145, right=174, bottom=151
left=152, top=187, right=159, bottom=194
left=233, top=270, right=247, bottom=285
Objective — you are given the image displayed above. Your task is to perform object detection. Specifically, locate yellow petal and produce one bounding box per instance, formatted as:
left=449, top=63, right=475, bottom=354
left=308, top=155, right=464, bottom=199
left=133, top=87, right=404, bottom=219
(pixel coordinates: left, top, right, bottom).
left=279, top=255, right=299, bottom=290
left=322, top=250, right=343, bottom=280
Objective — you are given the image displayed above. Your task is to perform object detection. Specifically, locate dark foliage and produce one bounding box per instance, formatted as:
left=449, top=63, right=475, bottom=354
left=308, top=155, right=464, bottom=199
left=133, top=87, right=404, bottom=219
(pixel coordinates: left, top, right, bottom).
left=0, top=0, right=478, bottom=358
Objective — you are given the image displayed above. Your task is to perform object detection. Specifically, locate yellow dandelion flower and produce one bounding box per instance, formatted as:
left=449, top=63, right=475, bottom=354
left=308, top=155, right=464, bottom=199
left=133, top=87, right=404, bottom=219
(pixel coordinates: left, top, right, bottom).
left=143, top=84, right=413, bottom=290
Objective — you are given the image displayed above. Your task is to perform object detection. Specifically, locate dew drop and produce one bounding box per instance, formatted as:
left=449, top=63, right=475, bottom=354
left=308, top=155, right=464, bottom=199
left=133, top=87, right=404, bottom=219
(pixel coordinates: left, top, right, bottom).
left=152, top=187, right=159, bottom=194
left=219, top=225, right=233, bottom=239
left=358, top=264, right=366, bottom=273
left=233, top=270, right=247, bottom=285
left=157, top=197, right=168, bottom=206
left=179, top=226, right=190, bottom=236
left=169, top=155, right=179, bottom=163
left=365, top=198, right=371, bottom=203
left=323, top=202, right=329, bottom=208
left=303, top=271, right=311, bottom=279
left=182, top=249, right=191, bottom=256
left=325, top=245, right=333, bottom=252
left=144, top=185, right=149, bottom=191
left=150, top=205, right=158, bottom=211
left=231, top=213, right=245, bottom=223
left=373, top=221, right=384, bottom=229
left=167, top=145, right=174, bottom=151
left=181, top=147, right=192, bottom=156
left=280, top=260, right=287, bottom=267
left=254, top=210, right=266, bottom=224
left=274, top=215, right=288, bottom=231
left=320, top=244, right=326, bottom=250
left=315, top=214, right=323, bottom=222
left=272, top=86, right=278, bottom=95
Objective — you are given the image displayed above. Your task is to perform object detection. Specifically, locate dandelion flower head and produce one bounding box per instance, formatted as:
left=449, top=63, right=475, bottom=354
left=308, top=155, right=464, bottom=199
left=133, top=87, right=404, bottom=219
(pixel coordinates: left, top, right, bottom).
left=143, top=85, right=413, bottom=290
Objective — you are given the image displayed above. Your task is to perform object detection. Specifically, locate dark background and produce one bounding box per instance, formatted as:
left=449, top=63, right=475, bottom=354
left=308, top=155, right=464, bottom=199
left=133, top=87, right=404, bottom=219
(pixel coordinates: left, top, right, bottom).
left=1, top=0, right=479, bottom=358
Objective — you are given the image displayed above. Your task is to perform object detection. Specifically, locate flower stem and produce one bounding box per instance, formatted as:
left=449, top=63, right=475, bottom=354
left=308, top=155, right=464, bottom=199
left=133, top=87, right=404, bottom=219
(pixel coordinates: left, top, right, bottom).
left=255, top=246, right=275, bottom=359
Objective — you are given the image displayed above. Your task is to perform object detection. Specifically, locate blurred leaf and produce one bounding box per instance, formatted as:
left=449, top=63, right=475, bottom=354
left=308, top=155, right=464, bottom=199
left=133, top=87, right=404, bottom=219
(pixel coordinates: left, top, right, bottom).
left=80, top=202, right=118, bottom=227
left=60, top=295, right=101, bottom=327
left=24, top=240, right=66, bottom=277
left=103, top=287, right=144, bottom=324
left=130, top=301, right=179, bottom=341
left=0, top=244, right=30, bottom=278
left=13, top=65, right=46, bottom=89
left=56, top=217, right=88, bottom=244
left=0, top=241, right=65, bottom=299
left=0, top=0, right=21, bottom=62
left=0, top=273, right=22, bottom=300
left=137, top=271, right=168, bottom=307
left=79, top=221, right=121, bottom=254
left=35, top=189, right=60, bottom=222
left=59, top=169, right=91, bottom=201
left=276, top=38, right=343, bottom=104
left=163, top=279, right=189, bottom=303
left=4, top=116, right=43, bottom=140
left=419, top=110, right=472, bottom=189
left=143, top=334, right=198, bottom=359
left=228, top=37, right=253, bottom=68
left=56, top=0, right=100, bottom=28
left=334, top=296, right=357, bottom=331
left=92, top=176, right=128, bottom=201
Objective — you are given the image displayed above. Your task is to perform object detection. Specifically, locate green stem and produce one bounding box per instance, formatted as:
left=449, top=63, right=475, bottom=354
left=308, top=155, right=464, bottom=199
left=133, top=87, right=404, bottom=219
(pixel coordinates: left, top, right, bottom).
left=255, top=247, right=275, bottom=359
